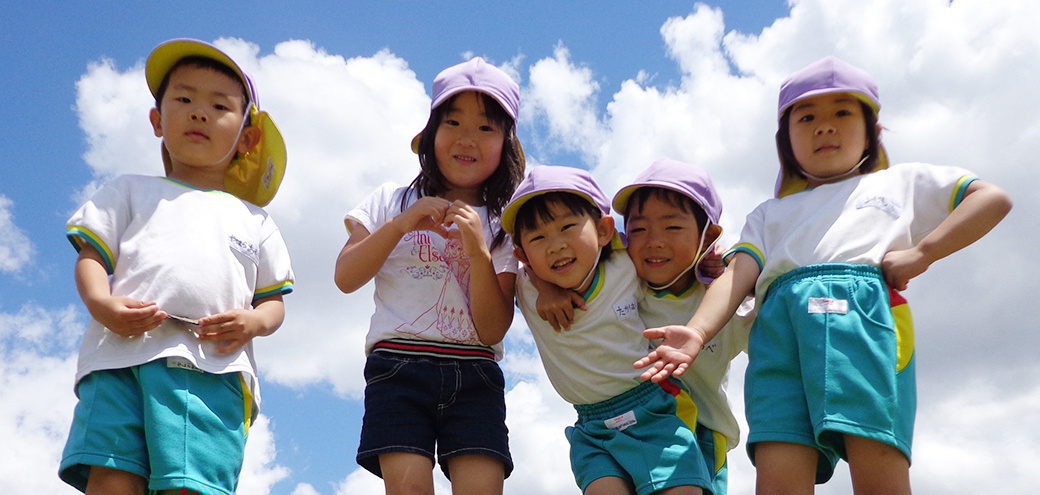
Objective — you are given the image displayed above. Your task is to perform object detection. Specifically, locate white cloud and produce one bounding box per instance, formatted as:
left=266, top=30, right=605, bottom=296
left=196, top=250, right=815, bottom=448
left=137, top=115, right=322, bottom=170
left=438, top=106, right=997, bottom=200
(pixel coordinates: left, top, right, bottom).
left=57, top=0, right=1040, bottom=493
left=0, top=196, right=34, bottom=274
left=0, top=305, right=82, bottom=493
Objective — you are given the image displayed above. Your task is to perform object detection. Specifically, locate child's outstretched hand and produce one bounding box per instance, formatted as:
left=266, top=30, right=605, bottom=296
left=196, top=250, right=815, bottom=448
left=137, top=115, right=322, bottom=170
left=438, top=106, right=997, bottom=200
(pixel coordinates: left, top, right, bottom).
left=634, top=325, right=708, bottom=382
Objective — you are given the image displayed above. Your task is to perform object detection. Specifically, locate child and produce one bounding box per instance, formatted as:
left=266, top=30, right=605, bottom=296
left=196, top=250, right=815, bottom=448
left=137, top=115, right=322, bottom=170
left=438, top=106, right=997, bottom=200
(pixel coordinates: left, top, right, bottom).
left=506, top=165, right=713, bottom=495
left=59, top=39, right=294, bottom=495
left=613, top=157, right=755, bottom=495
left=334, top=57, right=524, bottom=494
left=638, top=56, right=1013, bottom=493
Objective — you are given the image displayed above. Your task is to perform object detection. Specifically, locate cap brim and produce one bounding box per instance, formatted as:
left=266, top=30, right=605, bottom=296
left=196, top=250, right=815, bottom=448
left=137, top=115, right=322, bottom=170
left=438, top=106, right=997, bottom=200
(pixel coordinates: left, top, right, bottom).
left=146, top=39, right=247, bottom=99
left=225, top=110, right=287, bottom=206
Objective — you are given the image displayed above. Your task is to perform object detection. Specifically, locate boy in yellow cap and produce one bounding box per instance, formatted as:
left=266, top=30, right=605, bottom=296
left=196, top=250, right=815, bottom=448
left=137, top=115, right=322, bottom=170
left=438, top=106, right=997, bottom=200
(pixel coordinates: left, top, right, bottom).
left=59, top=39, right=293, bottom=495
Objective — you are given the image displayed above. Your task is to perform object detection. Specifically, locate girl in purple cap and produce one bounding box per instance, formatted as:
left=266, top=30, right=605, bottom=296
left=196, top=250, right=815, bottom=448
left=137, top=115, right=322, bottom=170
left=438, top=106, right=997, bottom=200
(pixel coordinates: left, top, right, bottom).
left=637, top=57, right=1012, bottom=493
left=335, top=57, right=524, bottom=494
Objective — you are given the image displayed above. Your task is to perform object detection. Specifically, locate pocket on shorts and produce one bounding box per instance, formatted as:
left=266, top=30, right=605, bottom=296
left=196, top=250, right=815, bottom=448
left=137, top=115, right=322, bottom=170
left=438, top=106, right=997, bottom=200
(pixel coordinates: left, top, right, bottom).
left=363, top=353, right=408, bottom=386
left=471, top=360, right=505, bottom=394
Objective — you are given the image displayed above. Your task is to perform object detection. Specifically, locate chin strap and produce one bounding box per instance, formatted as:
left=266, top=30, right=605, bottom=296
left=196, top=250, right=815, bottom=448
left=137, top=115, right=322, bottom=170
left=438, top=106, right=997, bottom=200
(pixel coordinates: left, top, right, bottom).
left=574, top=251, right=603, bottom=294
left=800, top=154, right=868, bottom=184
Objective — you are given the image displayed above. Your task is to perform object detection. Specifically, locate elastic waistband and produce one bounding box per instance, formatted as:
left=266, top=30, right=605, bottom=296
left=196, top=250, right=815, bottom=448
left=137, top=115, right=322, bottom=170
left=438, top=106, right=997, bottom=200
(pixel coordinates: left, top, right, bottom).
left=371, top=338, right=496, bottom=361
left=765, top=263, right=882, bottom=302
left=574, top=378, right=683, bottom=422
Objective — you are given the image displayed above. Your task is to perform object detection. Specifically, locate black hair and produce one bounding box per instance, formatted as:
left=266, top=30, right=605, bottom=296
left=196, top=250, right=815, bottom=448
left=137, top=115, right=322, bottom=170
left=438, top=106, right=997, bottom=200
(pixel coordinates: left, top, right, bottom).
left=623, top=187, right=709, bottom=233
left=776, top=100, right=881, bottom=182
left=512, top=191, right=613, bottom=262
left=405, top=91, right=525, bottom=251
left=153, top=56, right=249, bottom=112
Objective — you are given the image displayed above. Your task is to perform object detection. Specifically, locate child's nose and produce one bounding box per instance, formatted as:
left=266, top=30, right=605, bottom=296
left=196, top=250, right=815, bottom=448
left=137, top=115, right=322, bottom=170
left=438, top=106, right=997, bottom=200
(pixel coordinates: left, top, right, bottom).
left=814, top=121, right=836, bottom=135
left=189, top=110, right=208, bottom=122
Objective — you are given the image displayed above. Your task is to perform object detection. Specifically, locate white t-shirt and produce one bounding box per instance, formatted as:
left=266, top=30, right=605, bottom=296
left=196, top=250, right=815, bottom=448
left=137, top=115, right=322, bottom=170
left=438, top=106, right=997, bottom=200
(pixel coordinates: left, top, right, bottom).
left=640, top=284, right=754, bottom=450
left=66, top=175, right=295, bottom=409
left=731, top=163, right=977, bottom=297
left=345, top=183, right=518, bottom=360
left=516, top=251, right=650, bottom=405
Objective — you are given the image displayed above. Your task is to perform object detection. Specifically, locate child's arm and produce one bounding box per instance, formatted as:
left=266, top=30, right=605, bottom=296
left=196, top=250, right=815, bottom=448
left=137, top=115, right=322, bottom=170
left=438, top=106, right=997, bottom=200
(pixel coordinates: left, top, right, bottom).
left=334, top=196, right=452, bottom=293
left=883, top=180, right=1012, bottom=290
left=74, top=244, right=165, bottom=337
left=197, top=294, right=285, bottom=354
left=527, top=266, right=586, bottom=332
left=635, top=251, right=760, bottom=382
left=446, top=200, right=514, bottom=346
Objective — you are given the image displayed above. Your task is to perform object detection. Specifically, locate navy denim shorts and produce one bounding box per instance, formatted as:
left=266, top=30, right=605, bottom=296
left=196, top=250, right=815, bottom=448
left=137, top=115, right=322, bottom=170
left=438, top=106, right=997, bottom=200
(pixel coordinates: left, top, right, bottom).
left=356, top=351, right=513, bottom=479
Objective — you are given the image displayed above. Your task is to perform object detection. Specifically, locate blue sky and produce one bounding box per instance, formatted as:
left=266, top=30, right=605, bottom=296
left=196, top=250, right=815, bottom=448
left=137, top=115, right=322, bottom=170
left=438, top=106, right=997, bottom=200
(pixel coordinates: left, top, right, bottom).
left=3, top=1, right=1040, bottom=494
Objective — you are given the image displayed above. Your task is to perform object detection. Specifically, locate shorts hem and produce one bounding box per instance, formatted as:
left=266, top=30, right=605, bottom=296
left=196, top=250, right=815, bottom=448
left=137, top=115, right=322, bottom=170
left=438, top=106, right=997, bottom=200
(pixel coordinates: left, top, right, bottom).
left=59, top=453, right=149, bottom=491
left=816, top=419, right=913, bottom=463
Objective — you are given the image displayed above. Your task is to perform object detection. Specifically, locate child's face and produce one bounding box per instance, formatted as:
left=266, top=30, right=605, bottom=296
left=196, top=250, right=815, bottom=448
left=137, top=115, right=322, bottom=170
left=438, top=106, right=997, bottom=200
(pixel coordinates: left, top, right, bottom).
left=434, top=91, right=505, bottom=205
left=149, top=65, right=254, bottom=184
left=515, top=201, right=614, bottom=293
left=788, top=92, right=869, bottom=185
left=625, top=194, right=713, bottom=291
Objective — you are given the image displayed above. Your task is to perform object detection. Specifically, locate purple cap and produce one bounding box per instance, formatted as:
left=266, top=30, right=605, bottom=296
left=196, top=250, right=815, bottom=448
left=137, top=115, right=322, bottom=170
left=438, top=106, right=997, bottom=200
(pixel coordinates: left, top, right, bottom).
left=774, top=56, right=889, bottom=198
left=612, top=157, right=722, bottom=226
left=502, top=165, right=610, bottom=236
left=777, top=56, right=879, bottom=121
left=410, top=57, right=521, bottom=154
left=432, top=57, right=519, bottom=120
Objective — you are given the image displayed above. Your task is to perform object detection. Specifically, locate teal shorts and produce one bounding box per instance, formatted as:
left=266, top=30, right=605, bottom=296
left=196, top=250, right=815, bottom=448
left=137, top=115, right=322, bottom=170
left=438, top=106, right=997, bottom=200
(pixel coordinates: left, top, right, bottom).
left=566, top=379, right=718, bottom=494
left=745, top=264, right=916, bottom=483
left=59, top=358, right=251, bottom=494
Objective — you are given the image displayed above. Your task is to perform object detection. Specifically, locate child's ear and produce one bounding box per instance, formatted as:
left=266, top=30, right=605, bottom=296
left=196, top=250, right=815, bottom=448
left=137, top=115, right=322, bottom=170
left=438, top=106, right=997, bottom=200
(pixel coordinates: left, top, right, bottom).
left=513, top=245, right=529, bottom=265
left=149, top=108, right=163, bottom=137
left=237, top=125, right=262, bottom=154
left=595, top=215, right=616, bottom=247
left=704, top=224, right=723, bottom=246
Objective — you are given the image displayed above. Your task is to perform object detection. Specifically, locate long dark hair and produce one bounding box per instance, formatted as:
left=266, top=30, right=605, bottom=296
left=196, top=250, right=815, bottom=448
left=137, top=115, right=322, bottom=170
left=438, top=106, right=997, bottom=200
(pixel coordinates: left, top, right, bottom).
left=776, top=100, right=880, bottom=182
left=404, top=92, right=525, bottom=250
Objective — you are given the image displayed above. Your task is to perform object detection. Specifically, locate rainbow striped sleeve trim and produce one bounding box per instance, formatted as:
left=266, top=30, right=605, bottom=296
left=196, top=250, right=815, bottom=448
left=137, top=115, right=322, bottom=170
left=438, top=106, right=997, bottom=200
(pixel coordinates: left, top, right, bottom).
left=66, top=226, right=115, bottom=274
left=254, top=280, right=294, bottom=301
left=949, top=175, right=978, bottom=212
left=724, top=243, right=764, bottom=272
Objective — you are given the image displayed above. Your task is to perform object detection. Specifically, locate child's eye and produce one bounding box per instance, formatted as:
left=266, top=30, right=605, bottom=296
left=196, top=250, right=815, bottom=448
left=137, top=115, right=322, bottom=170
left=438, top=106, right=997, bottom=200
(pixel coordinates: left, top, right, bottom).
left=666, top=225, right=683, bottom=231
left=442, top=119, right=460, bottom=126
left=627, top=227, right=646, bottom=234
left=174, top=96, right=191, bottom=104
left=797, top=114, right=815, bottom=123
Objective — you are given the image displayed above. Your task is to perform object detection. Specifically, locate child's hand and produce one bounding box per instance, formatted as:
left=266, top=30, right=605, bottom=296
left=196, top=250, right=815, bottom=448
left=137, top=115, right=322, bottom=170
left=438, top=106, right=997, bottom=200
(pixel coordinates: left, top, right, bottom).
left=394, top=196, right=452, bottom=237
left=881, top=247, right=931, bottom=291
left=634, top=325, right=707, bottom=382
left=92, top=297, right=165, bottom=338
left=443, top=200, right=490, bottom=257
left=699, top=244, right=726, bottom=281
left=196, top=309, right=265, bottom=354
left=536, top=284, right=585, bottom=332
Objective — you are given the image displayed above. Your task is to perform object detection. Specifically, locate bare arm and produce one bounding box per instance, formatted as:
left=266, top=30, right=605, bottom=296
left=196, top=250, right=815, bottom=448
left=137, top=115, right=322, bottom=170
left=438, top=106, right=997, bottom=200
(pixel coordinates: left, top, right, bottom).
left=334, top=196, right=451, bottom=293
left=447, top=201, right=515, bottom=346
left=74, top=244, right=165, bottom=337
left=636, top=251, right=760, bottom=382
left=883, top=180, right=1012, bottom=290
